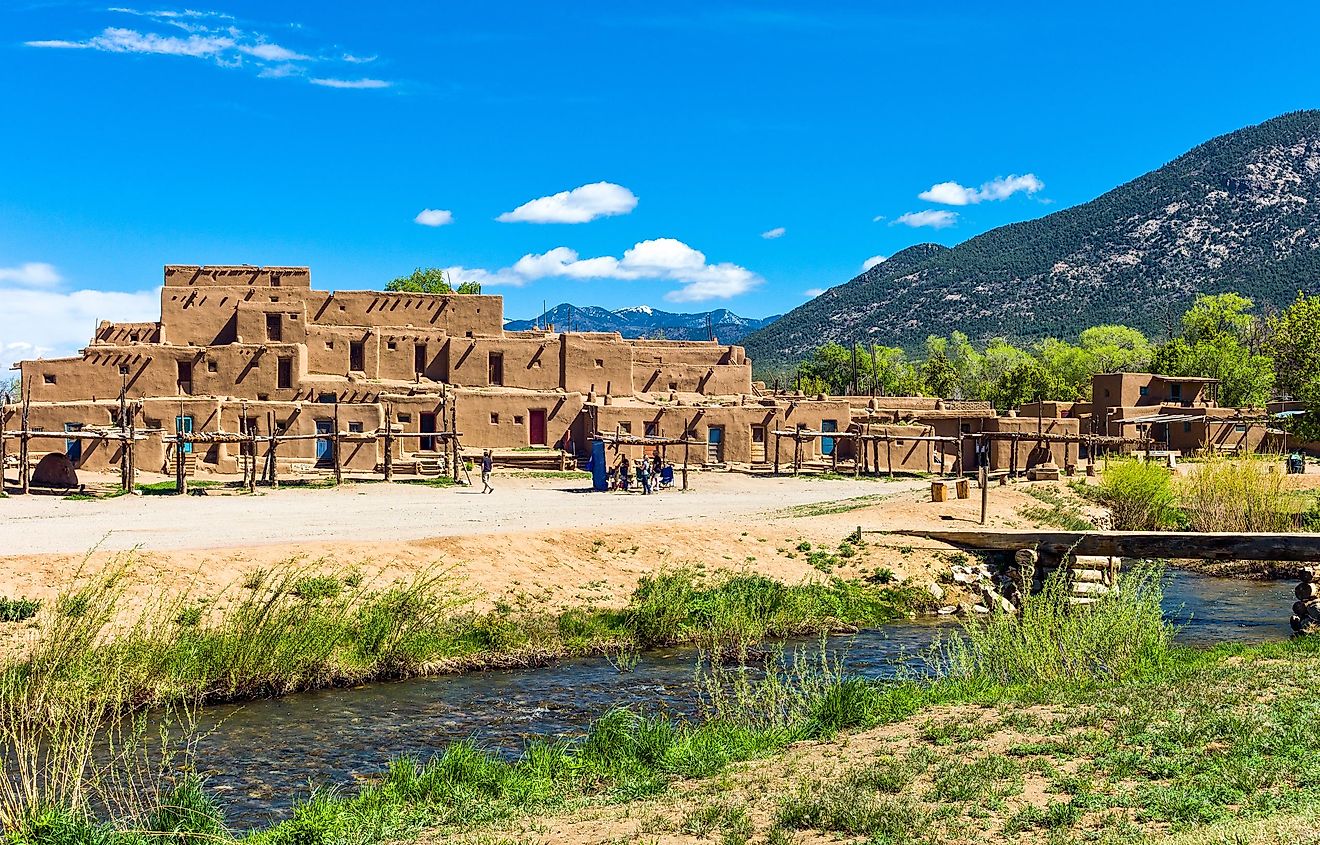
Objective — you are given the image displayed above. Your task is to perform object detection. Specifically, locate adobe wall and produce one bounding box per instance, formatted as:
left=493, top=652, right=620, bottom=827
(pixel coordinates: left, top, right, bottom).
left=454, top=389, right=584, bottom=451
left=984, top=416, right=1081, bottom=471
left=301, top=291, right=504, bottom=336
left=164, top=265, right=311, bottom=288
left=94, top=321, right=160, bottom=345
left=446, top=336, right=564, bottom=391
left=562, top=335, right=636, bottom=395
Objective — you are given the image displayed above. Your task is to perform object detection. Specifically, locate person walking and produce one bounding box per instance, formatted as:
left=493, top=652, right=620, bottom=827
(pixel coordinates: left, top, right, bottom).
left=481, top=449, right=494, bottom=493
left=639, top=458, right=651, bottom=495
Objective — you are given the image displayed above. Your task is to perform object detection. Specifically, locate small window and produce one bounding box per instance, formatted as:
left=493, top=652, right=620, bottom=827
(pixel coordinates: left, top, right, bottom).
left=270, top=296, right=279, bottom=303
left=398, top=413, right=412, bottom=423
left=43, top=373, right=56, bottom=384
left=595, top=359, right=604, bottom=368
left=1170, top=383, right=1183, bottom=401
left=325, top=340, right=334, bottom=349
left=207, top=360, right=218, bottom=373
left=317, top=392, right=336, bottom=404
left=1183, top=421, right=1193, bottom=433
left=270, top=275, right=281, bottom=287
left=668, top=382, right=678, bottom=391
left=619, top=422, right=632, bottom=434
left=1234, top=423, right=1248, bottom=433
left=118, top=364, right=130, bottom=375
left=1139, top=386, right=1149, bottom=397
left=349, top=422, right=363, bottom=433
left=387, top=341, right=397, bottom=351
left=257, top=393, right=269, bottom=401
left=514, top=415, right=524, bottom=425
left=960, top=423, right=971, bottom=434
left=490, top=413, right=500, bottom=424
left=645, top=422, right=658, bottom=437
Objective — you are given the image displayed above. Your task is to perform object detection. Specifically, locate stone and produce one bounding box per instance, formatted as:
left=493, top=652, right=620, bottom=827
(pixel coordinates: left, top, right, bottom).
left=973, top=604, right=990, bottom=614
left=927, top=582, right=945, bottom=601
left=30, top=452, right=78, bottom=489
left=937, top=605, right=958, bottom=615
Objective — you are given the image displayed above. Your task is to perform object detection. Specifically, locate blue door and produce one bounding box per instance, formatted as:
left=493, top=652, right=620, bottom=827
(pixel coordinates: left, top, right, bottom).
left=316, top=419, right=333, bottom=464
left=175, top=415, right=193, bottom=454
left=707, top=426, right=723, bottom=462
left=64, top=423, right=82, bottom=463
left=821, top=419, right=838, bottom=456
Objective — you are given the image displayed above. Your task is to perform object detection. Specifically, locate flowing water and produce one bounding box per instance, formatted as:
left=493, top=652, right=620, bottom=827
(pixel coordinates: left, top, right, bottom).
left=172, top=569, right=1292, bottom=827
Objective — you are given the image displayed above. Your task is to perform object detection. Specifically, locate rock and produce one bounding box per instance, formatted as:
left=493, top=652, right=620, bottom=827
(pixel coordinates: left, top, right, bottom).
left=937, top=605, right=958, bottom=616
left=952, top=571, right=972, bottom=585
left=999, top=596, right=1016, bottom=614
left=973, top=604, right=990, bottom=614
left=927, top=582, right=945, bottom=601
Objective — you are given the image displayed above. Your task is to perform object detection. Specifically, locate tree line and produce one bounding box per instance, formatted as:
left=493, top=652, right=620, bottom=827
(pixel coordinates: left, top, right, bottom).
left=789, top=292, right=1320, bottom=440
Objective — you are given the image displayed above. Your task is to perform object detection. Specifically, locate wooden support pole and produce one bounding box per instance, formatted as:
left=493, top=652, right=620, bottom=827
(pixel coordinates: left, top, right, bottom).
left=19, top=378, right=31, bottom=495
left=886, top=434, right=894, bottom=479
left=979, top=460, right=988, bottom=526
left=792, top=430, right=801, bottom=476
left=246, top=404, right=257, bottom=494
left=450, top=396, right=461, bottom=483
left=383, top=401, right=394, bottom=482
left=175, top=429, right=186, bottom=495
left=831, top=438, right=839, bottom=474
left=682, top=416, right=690, bottom=490
left=127, top=402, right=137, bottom=492
left=0, top=401, right=7, bottom=494
left=118, top=375, right=130, bottom=493
left=1011, top=436, right=1019, bottom=478
left=332, top=402, right=342, bottom=485
left=267, top=411, right=279, bottom=489
left=773, top=432, right=781, bottom=476
left=873, top=438, right=881, bottom=478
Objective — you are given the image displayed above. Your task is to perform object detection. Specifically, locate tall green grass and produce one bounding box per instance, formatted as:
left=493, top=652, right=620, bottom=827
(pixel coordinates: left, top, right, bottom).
left=1092, top=459, right=1182, bottom=530
left=1180, top=457, right=1305, bottom=532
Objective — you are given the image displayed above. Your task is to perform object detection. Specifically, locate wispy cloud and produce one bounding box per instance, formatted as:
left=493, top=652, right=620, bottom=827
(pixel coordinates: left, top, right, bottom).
left=918, top=174, right=1044, bottom=206
left=413, top=208, right=454, bottom=227
left=26, top=8, right=392, bottom=90
left=0, top=262, right=62, bottom=287
left=497, top=182, right=638, bottom=224
left=444, top=238, right=760, bottom=303
left=309, top=77, right=391, bottom=89
left=760, top=226, right=786, bottom=239
left=892, top=210, right=958, bottom=229
left=861, top=255, right=887, bottom=271
left=803, top=287, right=826, bottom=297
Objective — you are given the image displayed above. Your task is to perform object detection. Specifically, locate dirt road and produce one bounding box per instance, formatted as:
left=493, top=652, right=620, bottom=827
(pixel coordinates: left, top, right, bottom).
left=0, top=473, right=926, bottom=556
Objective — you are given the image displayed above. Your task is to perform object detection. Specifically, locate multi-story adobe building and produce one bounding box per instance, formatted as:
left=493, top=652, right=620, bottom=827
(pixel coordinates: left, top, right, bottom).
left=3, top=264, right=857, bottom=477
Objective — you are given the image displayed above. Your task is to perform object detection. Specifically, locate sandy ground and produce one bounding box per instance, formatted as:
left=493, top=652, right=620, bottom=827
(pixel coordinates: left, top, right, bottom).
left=0, top=471, right=1065, bottom=622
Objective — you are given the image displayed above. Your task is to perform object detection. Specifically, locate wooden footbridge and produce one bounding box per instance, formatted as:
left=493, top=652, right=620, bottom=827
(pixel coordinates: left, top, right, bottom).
left=887, top=530, right=1320, bottom=562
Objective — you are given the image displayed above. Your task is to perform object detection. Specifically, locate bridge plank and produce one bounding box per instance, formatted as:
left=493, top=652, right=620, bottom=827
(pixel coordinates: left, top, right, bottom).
left=885, top=529, right=1320, bottom=562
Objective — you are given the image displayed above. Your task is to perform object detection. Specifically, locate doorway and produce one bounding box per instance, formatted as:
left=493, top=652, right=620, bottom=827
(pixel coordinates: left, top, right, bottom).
left=750, top=425, right=766, bottom=463
left=349, top=341, right=365, bottom=372
left=64, top=423, right=83, bottom=464
left=821, top=419, right=838, bottom=456
left=707, top=426, right=724, bottom=463
left=488, top=352, right=504, bottom=386
left=175, top=415, right=194, bottom=454
left=529, top=409, right=547, bottom=446
left=414, top=343, right=427, bottom=376
left=419, top=412, right=437, bottom=451
left=316, top=419, right=333, bottom=465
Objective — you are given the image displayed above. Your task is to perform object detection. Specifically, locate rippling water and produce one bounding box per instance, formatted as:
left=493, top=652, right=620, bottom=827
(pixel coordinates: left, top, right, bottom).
left=165, top=569, right=1295, bottom=827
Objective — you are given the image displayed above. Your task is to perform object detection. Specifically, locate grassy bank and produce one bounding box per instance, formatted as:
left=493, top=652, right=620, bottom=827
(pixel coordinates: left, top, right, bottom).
left=10, top=564, right=1320, bottom=844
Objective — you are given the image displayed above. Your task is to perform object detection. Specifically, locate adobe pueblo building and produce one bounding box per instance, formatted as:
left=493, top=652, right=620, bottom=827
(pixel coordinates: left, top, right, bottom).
left=4, top=265, right=860, bottom=480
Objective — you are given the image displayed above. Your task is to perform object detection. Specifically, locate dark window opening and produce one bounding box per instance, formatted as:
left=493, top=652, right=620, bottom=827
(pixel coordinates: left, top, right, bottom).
left=277, top=357, right=293, bottom=389
left=490, top=413, right=500, bottom=424
left=349, top=341, right=365, bottom=372
left=1170, top=383, right=1183, bottom=401
left=118, top=365, right=130, bottom=375
left=488, top=352, right=504, bottom=386
left=514, top=415, right=524, bottom=425
left=43, top=373, right=56, bottom=384
left=398, top=413, right=412, bottom=423
left=387, top=341, right=397, bottom=351
left=207, top=360, right=217, bottom=373
left=317, top=392, right=336, bottom=404
left=177, top=361, right=193, bottom=394
left=619, top=422, right=632, bottom=434
left=414, top=343, right=427, bottom=374
left=349, top=421, right=363, bottom=433
left=1139, top=386, right=1149, bottom=397
left=266, top=313, right=282, bottom=342
left=645, top=422, right=659, bottom=437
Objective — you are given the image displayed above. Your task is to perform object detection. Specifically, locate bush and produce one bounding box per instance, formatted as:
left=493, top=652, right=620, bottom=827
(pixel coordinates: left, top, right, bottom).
left=1095, top=460, right=1182, bottom=530
left=1180, top=457, right=1301, bottom=532
left=0, top=596, right=40, bottom=623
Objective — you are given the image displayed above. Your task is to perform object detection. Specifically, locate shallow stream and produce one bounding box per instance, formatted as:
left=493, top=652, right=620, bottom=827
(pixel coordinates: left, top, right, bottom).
left=178, top=569, right=1293, bottom=827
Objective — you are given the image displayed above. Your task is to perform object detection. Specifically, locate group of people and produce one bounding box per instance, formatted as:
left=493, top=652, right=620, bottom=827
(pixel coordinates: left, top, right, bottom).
left=608, top=452, right=672, bottom=494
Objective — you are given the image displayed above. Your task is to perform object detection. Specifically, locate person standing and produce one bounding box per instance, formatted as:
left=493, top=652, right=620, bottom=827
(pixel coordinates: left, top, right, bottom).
left=481, top=449, right=494, bottom=493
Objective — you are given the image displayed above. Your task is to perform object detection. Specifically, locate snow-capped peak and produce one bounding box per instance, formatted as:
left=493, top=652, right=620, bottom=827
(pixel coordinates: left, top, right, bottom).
left=614, top=305, right=654, bottom=315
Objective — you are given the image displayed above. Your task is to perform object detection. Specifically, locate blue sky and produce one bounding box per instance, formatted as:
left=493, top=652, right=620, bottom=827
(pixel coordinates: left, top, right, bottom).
left=2, top=1, right=1318, bottom=368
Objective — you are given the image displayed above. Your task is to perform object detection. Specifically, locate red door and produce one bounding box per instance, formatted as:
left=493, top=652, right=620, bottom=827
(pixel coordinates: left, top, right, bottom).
left=529, top=409, right=547, bottom=446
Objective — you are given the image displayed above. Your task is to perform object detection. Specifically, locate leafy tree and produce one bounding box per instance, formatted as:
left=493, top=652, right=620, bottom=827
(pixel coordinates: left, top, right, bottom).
left=922, top=352, right=959, bottom=398
left=1150, top=294, right=1274, bottom=407
left=1269, top=292, right=1320, bottom=440
left=385, top=268, right=482, bottom=294
left=1078, top=325, right=1152, bottom=373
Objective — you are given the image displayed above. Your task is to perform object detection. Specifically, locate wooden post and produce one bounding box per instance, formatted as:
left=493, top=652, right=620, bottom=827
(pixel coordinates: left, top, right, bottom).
left=175, top=430, right=186, bottom=495
left=682, top=417, right=690, bottom=490
left=332, top=401, right=342, bottom=485
left=246, top=403, right=257, bottom=494
left=118, top=374, right=130, bottom=493
left=773, top=432, right=781, bottom=476
left=979, top=457, right=988, bottom=526
left=383, top=401, right=394, bottom=482
left=267, top=411, right=279, bottom=489
left=0, top=397, right=8, bottom=495
left=451, top=396, right=461, bottom=483
left=852, top=433, right=859, bottom=478
left=873, top=437, right=881, bottom=478
left=19, top=378, right=31, bottom=495
left=127, top=401, right=137, bottom=492
left=831, top=437, right=839, bottom=474
left=1011, top=436, right=1019, bottom=478
left=792, top=429, right=801, bottom=476
left=886, top=434, right=894, bottom=479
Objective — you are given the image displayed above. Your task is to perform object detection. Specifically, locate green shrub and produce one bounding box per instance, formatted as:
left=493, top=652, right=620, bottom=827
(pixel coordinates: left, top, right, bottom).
left=1095, top=459, right=1182, bottom=530
left=1180, top=457, right=1301, bottom=532
left=292, top=575, right=343, bottom=602
left=0, top=596, right=40, bottom=623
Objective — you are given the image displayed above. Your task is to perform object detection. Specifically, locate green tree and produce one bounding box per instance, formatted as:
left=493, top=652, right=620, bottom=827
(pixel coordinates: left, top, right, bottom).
left=386, top=268, right=452, bottom=293
left=1150, top=293, right=1274, bottom=407
left=1269, top=292, right=1320, bottom=440
left=922, top=352, right=959, bottom=398
left=1078, top=325, right=1152, bottom=373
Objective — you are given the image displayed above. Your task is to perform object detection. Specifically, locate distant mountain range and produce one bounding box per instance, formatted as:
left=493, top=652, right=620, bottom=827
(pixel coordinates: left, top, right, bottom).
left=505, top=304, right=779, bottom=344
left=743, top=109, right=1320, bottom=369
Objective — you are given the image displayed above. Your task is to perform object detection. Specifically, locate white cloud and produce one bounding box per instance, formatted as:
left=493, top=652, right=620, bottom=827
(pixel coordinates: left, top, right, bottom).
left=0, top=267, right=159, bottom=371
left=413, top=208, right=454, bottom=227
left=497, top=182, right=638, bottom=224
left=761, top=226, right=786, bottom=239
left=444, top=237, right=760, bottom=302
left=309, top=77, right=391, bottom=89
left=918, top=173, right=1044, bottom=206
left=803, top=288, right=826, bottom=297
left=239, top=42, right=309, bottom=62
left=893, top=210, right=958, bottom=229
left=0, top=262, right=62, bottom=287
left=27, top=13, right=391, bottom=89
left=861, top=255, right=887, bottom=271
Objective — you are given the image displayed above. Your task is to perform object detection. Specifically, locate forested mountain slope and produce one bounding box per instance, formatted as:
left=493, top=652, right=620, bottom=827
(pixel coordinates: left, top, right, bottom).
left=744, top=110, right=1320, bottom=367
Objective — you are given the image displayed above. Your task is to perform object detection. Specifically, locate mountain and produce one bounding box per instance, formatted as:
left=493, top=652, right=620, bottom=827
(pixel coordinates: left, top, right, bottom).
left=505, top=304, right=779, bottom=344
left=743, top=110, right=1320, bottom=369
